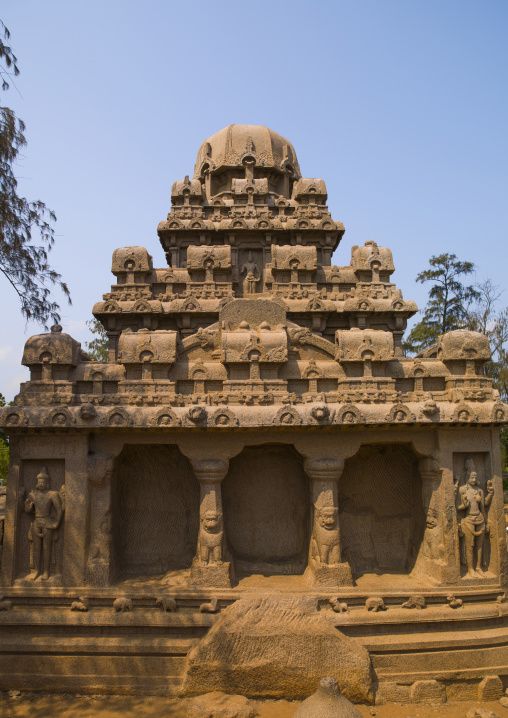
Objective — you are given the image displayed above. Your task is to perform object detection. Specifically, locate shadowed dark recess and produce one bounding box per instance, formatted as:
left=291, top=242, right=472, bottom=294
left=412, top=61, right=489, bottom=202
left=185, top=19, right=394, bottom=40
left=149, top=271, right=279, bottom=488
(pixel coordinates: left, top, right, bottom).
left=113, top=444, right=199, bottom=578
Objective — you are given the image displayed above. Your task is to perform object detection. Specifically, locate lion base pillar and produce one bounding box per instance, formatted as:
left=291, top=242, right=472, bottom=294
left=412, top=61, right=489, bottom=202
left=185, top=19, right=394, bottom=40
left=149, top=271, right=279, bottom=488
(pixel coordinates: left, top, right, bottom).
left=190, top=458, right=233, bottom=588
left=304, top=457, right=354, bottom=588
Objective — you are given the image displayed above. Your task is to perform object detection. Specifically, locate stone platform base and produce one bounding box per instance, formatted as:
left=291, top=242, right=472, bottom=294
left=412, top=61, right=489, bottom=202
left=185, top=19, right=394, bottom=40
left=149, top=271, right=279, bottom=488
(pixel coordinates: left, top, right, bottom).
left=0, top=586, right=506, bottom=701
left=190, top=561, right=232, bottom=587
left=304, top=561, right=353, bottom=587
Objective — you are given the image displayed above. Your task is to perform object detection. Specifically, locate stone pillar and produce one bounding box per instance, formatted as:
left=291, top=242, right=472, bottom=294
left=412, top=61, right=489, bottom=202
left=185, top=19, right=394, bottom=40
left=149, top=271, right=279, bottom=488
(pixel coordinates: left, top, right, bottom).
left=304, top=457, right=353, bottom=587
left=412, top=455, right=460, bottom=584
left=61, top=435, right=89, bottom=586
left=190, top=458, right=233, bottom=587
left=489, top=429, right=508, bottom=589
left=85, top=453, right=114, bottom=587
left=0, top=437, right=21, bottom=586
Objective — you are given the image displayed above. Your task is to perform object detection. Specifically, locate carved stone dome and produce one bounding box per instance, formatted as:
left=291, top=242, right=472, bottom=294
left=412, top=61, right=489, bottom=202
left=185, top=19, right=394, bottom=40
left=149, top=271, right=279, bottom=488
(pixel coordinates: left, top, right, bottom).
left=194, top=124, right=301, bottom=180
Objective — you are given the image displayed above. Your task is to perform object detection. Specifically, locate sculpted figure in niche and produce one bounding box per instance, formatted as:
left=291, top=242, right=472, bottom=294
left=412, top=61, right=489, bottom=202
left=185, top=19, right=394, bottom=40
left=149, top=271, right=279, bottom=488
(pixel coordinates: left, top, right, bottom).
left=240, top=252, right=260, bottom=294
left=196, top=511, right=225, bottom=565
left=24, top=467, right=64, bottom=580
left=455, top=459, right=494, bottom=577
left=204, top=258, right=214, bottom=283
left=310, top=506, right=341, bottom=565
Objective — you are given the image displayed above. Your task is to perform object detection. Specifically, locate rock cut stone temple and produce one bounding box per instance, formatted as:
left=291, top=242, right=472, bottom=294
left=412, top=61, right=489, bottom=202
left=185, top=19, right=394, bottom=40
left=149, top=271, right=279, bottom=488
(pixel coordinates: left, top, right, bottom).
left=1, top=124, right=507, bottom=703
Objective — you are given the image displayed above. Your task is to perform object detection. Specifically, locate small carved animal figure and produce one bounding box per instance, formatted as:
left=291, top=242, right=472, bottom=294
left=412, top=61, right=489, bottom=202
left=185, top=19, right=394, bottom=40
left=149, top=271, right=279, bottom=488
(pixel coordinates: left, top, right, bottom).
left=196, top=511, right=225, bottom=565
left=113, top=597, right=133, bottom=613
left=156, top=596, right=177, bottom=612
left=310, top=506, right=340, bottom=565
left=401, top=595, right=426, bottom=610
left=365, top=597, right=386, bottom=612
left=70, top=596, right=90, bottom=612
left=329, top=597, right=349, bottom=613
left=447, top=594, right=463, bottom=609
left=0, top=597, right=12, bottom=611
left=199, top=597, right=219, bottom=613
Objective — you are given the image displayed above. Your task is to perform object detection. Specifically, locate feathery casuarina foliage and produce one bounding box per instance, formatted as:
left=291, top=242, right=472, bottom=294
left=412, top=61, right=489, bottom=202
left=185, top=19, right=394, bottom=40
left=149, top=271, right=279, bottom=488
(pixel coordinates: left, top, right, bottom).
left=0, top=20, right=70, bottom=326
left=403, top=253, right=479, bottom=355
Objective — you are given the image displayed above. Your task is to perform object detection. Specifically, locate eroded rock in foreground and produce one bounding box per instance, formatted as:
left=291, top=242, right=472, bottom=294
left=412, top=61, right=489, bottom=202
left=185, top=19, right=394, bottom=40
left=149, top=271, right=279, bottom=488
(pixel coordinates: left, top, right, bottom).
left=181, top=596, right=372, bottom=704
left=293, top=677, right=363, bottom=718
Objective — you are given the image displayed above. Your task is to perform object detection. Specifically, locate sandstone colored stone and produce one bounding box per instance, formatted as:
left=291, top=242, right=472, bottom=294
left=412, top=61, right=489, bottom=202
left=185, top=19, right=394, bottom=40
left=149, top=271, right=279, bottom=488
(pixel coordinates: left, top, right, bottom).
left=375, top=682, right=410, bottom=703
left=182, top=596, right=372, bottom=704
left=500, top=696, right=508, bottom=708
left=186, top=691, right=258, bottom=718
left=292, top=677, right=362, bottom=717
left=466, top=708, right=501, bottom=718
left=409, top=679, right=446, bottom=703
left=0, top=123, right=507, bottom=699
left=478, top=675, right=504, bottom=700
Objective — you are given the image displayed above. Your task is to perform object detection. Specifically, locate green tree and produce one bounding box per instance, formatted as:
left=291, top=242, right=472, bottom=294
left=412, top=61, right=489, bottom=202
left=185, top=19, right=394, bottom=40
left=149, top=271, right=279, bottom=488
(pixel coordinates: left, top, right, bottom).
left=1, top=21, right=70, bottom=326
left=464, top=279, right=508, bottom=401
left=404, top=253, right=479, bottom=355
left=463, top=279, right=508, bottom=479
left=85, top=318, right=109, bottom=362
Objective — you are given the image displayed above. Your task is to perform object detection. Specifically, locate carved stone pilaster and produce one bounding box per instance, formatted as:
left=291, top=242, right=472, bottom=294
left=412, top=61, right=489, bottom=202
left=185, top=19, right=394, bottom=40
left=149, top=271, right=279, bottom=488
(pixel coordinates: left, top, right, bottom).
left=412, top=456, right=454, bottom=584
left=85, top=453, right=114, bottom=587
left=304, top=458, right=353, bottom=587
left=190, top=459, right=233, bottom=587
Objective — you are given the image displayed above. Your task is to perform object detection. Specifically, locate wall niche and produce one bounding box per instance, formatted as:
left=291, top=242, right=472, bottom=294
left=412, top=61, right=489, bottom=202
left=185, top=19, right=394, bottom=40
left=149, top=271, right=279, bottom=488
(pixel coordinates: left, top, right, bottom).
left=339, top=444, right=425, bottom=575
left=222, top=444, right=310, bottom=576
left=112, top=444, right=199, bottom=579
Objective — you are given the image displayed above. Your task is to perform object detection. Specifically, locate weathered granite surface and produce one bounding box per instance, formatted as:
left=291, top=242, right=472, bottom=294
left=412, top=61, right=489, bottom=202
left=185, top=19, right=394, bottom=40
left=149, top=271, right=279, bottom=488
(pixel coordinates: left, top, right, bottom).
left=0, top=125, right=507, bottom=702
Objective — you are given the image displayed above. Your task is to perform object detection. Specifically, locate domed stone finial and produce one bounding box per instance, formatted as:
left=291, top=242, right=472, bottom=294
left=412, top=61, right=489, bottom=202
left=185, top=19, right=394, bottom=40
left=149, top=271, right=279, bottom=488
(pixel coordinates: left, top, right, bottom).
left=293, top=677, right=363, bottom=718
left=50, top=323, right=62, bottom=333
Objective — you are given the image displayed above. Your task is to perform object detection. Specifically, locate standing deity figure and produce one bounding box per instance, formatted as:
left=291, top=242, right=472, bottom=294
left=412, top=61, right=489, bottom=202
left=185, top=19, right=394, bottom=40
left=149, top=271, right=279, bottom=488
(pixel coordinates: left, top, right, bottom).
left=204, top=258, right=214, bottom=283
left=24, top=467, right=64, bottom=580
left=455, top=459, right=494, bottom=578
left=240, top=252, right=260, bottom=294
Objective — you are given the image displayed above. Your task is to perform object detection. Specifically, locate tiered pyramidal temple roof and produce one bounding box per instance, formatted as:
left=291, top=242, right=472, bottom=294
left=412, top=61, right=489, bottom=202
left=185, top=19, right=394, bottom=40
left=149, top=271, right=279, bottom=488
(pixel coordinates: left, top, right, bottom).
left=9, top=123, right=505, bottom=427
left=0, top=125, right=507, bottom=702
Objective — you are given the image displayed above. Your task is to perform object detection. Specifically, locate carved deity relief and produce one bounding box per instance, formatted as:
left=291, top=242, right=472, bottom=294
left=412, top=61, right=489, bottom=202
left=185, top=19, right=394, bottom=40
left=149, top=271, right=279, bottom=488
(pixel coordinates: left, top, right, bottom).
left=89, top=510, right=112, bottom=563
left=412, top=458, right=447, bottom=576
left=195, top=510, right=226, bottom=566
left=310, top=506, right=341, bottom=566
left=240, top=252, right=260, bottom=294
left=24, top=466, right=64, bottom=580
left=455, top=457, right=494, bottom=578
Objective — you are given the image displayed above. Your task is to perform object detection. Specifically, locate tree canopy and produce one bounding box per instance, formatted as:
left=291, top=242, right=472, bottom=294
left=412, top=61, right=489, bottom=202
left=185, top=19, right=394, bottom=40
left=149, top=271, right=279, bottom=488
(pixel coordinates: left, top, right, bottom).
left=0, top=21, right=70, bottom=326
left=403, top=253, right=479, bottom=355
left=85, top=318, right=109, bottom=362
left=404, top=254, right=508, bottom=477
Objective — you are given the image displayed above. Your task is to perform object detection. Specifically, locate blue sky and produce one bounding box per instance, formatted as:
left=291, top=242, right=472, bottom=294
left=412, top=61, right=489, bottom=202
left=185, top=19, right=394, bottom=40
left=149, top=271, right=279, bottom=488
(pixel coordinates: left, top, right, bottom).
left=1, top=0, right=507, bottom=399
